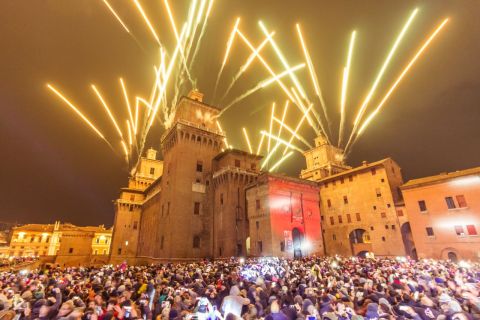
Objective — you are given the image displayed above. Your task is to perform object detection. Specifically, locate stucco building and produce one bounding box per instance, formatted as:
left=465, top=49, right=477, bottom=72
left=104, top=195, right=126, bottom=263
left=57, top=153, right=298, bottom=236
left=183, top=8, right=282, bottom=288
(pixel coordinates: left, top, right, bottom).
left=300, top=136, right=411, bottom=257
left=7, top=221, right=111, bottom=265
left=401, top=167, right=480, bottom=261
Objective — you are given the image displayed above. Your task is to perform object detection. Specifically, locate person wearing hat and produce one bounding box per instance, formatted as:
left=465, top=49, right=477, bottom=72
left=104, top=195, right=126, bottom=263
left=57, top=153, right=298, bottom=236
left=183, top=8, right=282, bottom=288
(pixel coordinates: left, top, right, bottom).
left=221, top=285, right=250, bottom=318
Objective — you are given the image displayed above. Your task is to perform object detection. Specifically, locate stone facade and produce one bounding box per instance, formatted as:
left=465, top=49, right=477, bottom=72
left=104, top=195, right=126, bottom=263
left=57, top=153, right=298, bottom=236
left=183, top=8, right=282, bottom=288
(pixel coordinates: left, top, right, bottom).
left=401, top=167, right=480, bottom=261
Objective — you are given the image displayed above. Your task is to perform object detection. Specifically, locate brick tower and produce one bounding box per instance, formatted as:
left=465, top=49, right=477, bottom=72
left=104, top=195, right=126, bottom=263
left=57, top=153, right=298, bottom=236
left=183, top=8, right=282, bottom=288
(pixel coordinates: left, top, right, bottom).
left=137, top=91, right=225, bottom=259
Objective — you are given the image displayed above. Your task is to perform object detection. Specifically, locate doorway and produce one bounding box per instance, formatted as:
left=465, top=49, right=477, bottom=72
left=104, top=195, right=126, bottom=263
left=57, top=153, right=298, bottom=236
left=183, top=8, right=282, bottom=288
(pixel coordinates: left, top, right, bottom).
left=292, top=228, right=303, bottom=258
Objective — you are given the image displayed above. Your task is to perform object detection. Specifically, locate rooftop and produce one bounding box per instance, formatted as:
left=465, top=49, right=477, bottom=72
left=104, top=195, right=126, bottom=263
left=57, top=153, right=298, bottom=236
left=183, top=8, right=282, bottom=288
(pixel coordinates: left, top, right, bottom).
left=402, top=166, right=480, bottom=189
left=317, top=158, right=393, bottom=184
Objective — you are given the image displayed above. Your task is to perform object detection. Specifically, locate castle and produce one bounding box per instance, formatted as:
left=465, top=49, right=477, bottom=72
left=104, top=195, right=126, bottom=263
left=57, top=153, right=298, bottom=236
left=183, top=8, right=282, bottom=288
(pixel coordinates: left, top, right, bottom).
left=109, top=91, right=413, bottom=263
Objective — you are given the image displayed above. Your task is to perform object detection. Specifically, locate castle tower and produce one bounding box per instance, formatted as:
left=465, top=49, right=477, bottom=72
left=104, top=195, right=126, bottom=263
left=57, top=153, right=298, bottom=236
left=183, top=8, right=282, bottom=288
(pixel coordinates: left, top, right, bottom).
left=300, top=135, right=351, bottom=181
left=137, top=91, right=225, bottom=259
left=109, top=149, right=163, bottom=264
left=211, top=149, right=262, bottom=257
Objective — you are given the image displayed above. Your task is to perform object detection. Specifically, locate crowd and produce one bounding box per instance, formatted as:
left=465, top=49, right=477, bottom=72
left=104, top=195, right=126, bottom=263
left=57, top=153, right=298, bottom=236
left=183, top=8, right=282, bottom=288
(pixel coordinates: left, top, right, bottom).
left=0, top=256, right=479, bottom=320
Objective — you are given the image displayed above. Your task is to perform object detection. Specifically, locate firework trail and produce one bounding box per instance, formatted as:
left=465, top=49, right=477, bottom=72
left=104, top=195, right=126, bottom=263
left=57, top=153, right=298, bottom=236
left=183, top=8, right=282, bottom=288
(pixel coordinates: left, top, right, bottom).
left=338, top=30, right=356, bottom=147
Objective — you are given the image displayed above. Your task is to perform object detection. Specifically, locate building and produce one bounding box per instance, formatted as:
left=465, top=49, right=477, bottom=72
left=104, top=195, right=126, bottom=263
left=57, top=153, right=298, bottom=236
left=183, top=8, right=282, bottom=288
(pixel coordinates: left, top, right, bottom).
left=109, top=148, right=163, bottom=264
left=110, top=91, right=327, bottom=262
left=7, top=221, right=112, bottom=265
left=246, top=173, right=323, bottom=258
left=299, top=136, right=411, bottom=257
left=401, top=167, right=480, bottom=261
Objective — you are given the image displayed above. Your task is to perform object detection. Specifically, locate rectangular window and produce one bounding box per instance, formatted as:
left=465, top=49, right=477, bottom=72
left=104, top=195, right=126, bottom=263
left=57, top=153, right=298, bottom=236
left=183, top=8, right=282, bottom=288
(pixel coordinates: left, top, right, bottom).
left=456, top=195, right=467, bottom=208
left=256, top=199, right=261, bottom=210
left=68, top=248, right=74, bottom=254
left=194, top=202, right=201, bottom=215
left=256, top=221, right=259, bottom=230
left=343, top=196, right=348, bottom=204
left=220, top=193, right=224, bottom=205
left=340, top=178, right=344, bottom=184
left=418, top=200, right=427, bottom=212
left=280, top=241, right=285, bottom=252
left=396, top=210, right=404, bottom=217
left=150, top=167, right=155, bottom=175
left=96, top=238, right=100, bottom=244
left=467, top=225, right=477, bottom=236
left=385, top=225, right=389, bottom=229
left=167, top=202, right=170, bottom=215
left=356, top=212, right=361, bottom=221
left=347, top=214, right=352, bottom=223
left=321, top=215, right=324, bottom=221
left=376, top=188, right=382, bottom=197
left=391, top=224, right=396, bottom=230
left=327, top=199, right=331, bottom=208
left=196, top=161, right=203, bottom=172
left=258, top=241, right=263, bottom=252
left=133, top=221, right=138, bottom=230
left=161, top=204, right=164, bottom=217
left=381, top=212, right=387, bottom=218
left=333, top=234, right=336, bottom=241
left=117, top=248, right=122, bottom=255
left=234, top=159, right=241, bottom=167
left=338, top=215, right=343, bottom=224
left=371, top=168, right=376, bottom=175
left=455, top=225, right=465, bottom=236
left=445, top=197, right=456, bottom=209
left=251, top=163, right=256, bottom=170
left=330, top=216, right=335, bottom=225
left=325, top=182, right=328, bottom=188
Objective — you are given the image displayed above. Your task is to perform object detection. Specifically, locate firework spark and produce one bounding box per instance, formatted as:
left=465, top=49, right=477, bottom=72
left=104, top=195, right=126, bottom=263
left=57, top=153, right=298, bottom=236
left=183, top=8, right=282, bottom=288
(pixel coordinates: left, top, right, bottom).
left=91, top=84, right=124, bottom=139
left=352, top=8, right=418, bottom=128
left=46, top=84, right=107, bottom=141
left=102, top=0, right=130, bottom=33
left=269, top=151, right=293, bottom=172
left=350, top=18, right=449, bottom=149
left=338, top=30, right=356, bottom=147
left=242, top=127, right=253, bottom=154
left=132, top=0, right=161, bottom=45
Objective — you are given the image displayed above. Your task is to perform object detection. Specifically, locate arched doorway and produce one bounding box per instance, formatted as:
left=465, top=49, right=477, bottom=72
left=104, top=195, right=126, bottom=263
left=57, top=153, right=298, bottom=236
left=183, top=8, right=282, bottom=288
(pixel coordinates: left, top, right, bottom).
left=349, top=229, right=371, bottom=256
left=246, top=237, right=251, bottom=256
left=357, top=250, right=369, bottom=258
left=448, top=251, right=458, bottom=262
left=292, top=228, right=303, bottom=258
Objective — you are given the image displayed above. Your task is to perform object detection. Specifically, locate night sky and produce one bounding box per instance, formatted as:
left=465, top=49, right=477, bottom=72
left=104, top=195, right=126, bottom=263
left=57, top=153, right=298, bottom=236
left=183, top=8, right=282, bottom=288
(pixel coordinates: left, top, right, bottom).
left=1, top=0, right=479, bottom=226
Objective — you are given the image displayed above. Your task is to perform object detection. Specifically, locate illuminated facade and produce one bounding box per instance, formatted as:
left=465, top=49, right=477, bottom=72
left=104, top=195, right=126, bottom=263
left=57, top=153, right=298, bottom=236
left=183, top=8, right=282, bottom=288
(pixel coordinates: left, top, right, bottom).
left=246, top=173, right=323, bottom=258
left=401, top=167, right=480, bottom=261
left=7, top=221, right=111, bottom=264
left=110, top=91, right=326, bottom=262
left=301, top=147, right=411, bottom=257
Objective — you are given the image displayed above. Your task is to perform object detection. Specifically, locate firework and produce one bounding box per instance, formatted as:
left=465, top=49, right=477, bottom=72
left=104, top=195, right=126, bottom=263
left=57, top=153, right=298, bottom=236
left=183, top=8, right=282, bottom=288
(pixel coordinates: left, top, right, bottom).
left=261, top=131, right=304, bottom=154
left=338, top=30, right=356, bottom=146
left=220, top=32, right=274, bottom=102
left=213, top=17, right=241, bottom=98
left=273, top=117, right=312, bottom=148
left=91, top=84, right=124, bottom=140
left=102, top=0, right=130, bottom=33
left=267, top=103, right=276, bottom=153
left=351, top=18, right=449, bottom=148
left=256, top=134, right=265, bottom=155
left=296, top=23, right=329, bottom=126
left=132, top=0, right=161, bottom=45
left=352, top=8, right=418, bottom=128
left=242, top=127, right=253, bottom=154
left=269, top=151, right=293, bottom=172
left=46, top=84, right=107, bottom=141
